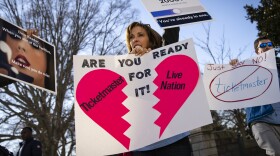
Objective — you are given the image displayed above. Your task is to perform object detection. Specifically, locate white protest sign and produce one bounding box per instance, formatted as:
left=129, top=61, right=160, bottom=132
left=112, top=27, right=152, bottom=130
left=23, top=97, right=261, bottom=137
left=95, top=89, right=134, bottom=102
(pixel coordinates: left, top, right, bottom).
left=74, top=39, right=212, bottom=156
left=203, top=49, right=280, bottom=110
left=140, top=0, right=212, bottom=28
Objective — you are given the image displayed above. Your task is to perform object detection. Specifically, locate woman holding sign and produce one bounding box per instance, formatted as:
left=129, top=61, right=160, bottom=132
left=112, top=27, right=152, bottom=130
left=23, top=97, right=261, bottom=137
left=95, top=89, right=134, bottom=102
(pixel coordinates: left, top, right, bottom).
left=120, top=22, right=192, bottom=156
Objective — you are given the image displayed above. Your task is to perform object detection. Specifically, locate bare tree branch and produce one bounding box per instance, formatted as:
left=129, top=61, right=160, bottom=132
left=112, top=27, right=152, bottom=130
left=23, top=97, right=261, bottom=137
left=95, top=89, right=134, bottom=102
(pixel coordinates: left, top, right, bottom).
left=194, top=23, right=248, bottom=137
left=0, top=0, right=137, bottom=155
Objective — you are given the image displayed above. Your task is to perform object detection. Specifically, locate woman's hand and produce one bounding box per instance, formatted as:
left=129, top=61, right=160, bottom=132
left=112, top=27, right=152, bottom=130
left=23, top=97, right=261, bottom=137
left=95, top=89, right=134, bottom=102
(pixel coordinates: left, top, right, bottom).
left=26, top=29, right=39, bottom=36
left=229, top=59, right=239, bottom=66
left=129, top=46, right=151, bottom=56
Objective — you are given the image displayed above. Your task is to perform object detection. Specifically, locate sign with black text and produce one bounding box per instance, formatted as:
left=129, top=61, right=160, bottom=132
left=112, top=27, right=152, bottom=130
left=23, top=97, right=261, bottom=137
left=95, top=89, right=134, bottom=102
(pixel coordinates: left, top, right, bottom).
left=203, top=49, right=280, bottom=110
left=141, top=0, right=212, bottom=28
left=74, top=39, right=212, bottom=155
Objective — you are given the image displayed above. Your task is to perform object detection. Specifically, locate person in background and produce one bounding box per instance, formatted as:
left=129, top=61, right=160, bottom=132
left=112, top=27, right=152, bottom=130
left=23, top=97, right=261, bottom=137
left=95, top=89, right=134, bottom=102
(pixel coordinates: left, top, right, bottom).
left=230, top=36, right=280, bottom=156
left=0, top=145, right=13, bottom=156
left=16, top=127, right=42, bottom=156
left=117, top=22, right=192, bottom=156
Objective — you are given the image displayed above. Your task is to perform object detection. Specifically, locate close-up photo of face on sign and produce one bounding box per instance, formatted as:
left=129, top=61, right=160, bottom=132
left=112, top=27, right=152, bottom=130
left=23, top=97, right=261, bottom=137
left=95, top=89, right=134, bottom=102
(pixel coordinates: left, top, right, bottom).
left=0, top=19, right=55, bottom=93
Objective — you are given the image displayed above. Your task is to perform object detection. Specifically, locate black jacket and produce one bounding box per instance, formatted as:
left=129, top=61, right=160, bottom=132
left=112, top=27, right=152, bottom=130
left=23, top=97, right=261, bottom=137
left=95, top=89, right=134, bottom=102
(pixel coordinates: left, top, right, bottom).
left=162, top=27, right=180, bottom=45
left=0, top=145, right=13, bottom=156
left=16, top=138, right=42, bottom=156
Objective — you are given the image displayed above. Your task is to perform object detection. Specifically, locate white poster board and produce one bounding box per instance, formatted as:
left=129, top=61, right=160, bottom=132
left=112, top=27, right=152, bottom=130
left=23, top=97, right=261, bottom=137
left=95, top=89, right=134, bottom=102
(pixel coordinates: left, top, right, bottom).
left=203, top=49, right=280, bottom=110
left=74, top=39, right=212, bottom=155
left=141, top=0, right=212, bottom=28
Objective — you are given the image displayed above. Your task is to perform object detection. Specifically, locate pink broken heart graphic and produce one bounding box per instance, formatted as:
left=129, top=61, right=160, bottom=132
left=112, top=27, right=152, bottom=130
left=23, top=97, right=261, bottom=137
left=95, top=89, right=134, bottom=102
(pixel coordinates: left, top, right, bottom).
left=76, top=69, right=131, bottom=149
left=153, top=55, right=199, bottom=138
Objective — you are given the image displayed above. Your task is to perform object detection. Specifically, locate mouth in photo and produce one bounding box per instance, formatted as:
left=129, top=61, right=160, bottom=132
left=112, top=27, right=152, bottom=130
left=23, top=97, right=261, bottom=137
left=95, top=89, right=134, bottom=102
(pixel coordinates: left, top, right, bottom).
left=133, top=45, right=142, bottom=48
left=14, top=55, right=30, bottom=68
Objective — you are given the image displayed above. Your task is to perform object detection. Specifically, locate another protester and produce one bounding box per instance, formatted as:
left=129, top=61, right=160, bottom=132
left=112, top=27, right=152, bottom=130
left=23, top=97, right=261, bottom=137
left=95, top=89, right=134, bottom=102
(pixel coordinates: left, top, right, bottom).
left=120, top=22, right=192, bottom=156
left=16, top=127, right=42, bottom=156
left=230, top=36, right=280, bottom=156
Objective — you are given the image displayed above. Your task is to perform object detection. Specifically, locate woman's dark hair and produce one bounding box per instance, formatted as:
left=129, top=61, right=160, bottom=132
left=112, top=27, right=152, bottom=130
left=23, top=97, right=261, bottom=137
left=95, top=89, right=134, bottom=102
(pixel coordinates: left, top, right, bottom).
left=126, top=22, right=162, bottom=52
left=0, top=20, right=7, bottom=41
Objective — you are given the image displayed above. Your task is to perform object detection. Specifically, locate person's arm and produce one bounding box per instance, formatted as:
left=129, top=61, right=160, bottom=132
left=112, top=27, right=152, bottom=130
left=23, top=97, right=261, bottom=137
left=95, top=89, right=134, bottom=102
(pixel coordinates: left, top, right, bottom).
left=162, top=27, right=180, bottom=45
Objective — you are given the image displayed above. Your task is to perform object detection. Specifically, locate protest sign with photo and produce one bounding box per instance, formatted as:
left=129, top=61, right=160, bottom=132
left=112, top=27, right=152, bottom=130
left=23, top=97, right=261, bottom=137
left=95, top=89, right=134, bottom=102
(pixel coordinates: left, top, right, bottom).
left=74, top=39, right=212, bottom=155
left=203, top=49, right=280, bottom=110
left=141, top=0, right=212, bottom=28
left=0, top=17, right=56, bottom=94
